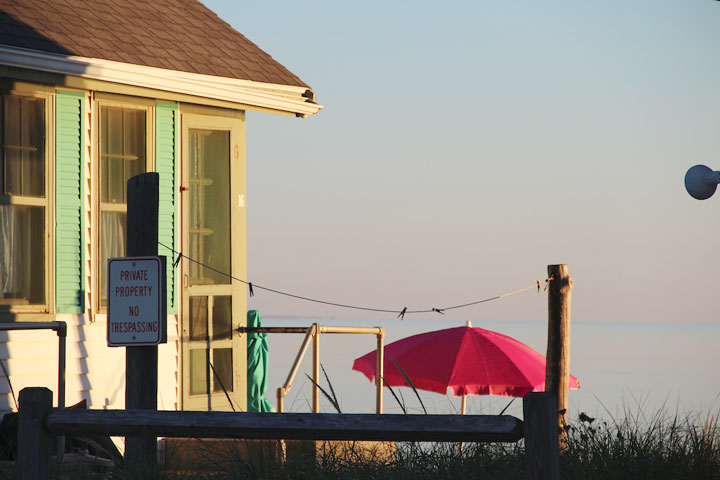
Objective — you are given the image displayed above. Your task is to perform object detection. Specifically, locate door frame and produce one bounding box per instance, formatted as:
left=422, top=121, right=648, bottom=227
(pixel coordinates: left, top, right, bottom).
left=178, top=109, right=246, bottom=411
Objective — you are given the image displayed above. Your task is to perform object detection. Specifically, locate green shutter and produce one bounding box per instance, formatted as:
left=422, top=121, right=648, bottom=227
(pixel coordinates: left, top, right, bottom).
left=55, top=90, right=85, bottom=313
left=156, top=101, right=178, bottom=313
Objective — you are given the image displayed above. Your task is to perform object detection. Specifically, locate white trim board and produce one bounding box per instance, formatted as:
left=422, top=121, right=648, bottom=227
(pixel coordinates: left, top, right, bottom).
left=0, top=45, right=322, bottom=117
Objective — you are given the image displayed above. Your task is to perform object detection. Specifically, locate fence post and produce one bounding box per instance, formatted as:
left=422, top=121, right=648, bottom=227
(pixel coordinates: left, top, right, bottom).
left=523, top=391, right=559, bottom=480
left=125, top=172, right=160, bottom=473
left=545, top=264, right=572, bottom=448
left=18, top=387, right=53, bottom=480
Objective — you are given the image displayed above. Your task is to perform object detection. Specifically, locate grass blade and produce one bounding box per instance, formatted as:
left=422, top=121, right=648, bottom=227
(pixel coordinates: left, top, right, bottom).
left=208, top=360, right=239, bottom=412
left=382, top=376, right=407, bottom=414
left=391, top=357, right=427, bottom=414
left=321, top=363, right=341, bottom=411
left=0, top=360, right=17, bottom=411
left=305, top=373, right=342, bottom=414
left=499, top=397, right=516, bottom=415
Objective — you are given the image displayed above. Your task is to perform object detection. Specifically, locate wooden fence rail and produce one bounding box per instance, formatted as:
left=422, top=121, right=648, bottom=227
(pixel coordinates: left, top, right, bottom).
left=17, top=387, right=558, bottom=480
left=47, top=409, right=523, bottom=443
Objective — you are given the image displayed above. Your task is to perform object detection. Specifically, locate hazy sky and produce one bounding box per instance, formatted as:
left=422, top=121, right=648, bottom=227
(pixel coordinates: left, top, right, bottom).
left=203, top=0, right=720, bottom=325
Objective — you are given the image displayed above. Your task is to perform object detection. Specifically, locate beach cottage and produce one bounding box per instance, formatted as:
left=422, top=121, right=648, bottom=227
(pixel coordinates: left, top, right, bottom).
left=0, top=0, right=320, bottom=416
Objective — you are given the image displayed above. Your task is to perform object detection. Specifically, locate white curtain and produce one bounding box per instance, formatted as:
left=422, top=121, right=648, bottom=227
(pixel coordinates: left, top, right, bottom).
left=100, top=212, right=126, bottom=303
left=0, top=205, right=17, bottom=298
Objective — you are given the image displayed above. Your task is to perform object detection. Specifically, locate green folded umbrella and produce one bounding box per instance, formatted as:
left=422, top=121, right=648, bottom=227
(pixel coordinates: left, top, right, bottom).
left=247, top=310, right=274, bottom=412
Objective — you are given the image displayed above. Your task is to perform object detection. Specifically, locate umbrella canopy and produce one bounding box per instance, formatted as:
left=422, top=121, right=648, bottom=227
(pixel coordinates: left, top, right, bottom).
left=247, top=310, right=274, bottom=412
left=353, top=324, right=579, bottom=398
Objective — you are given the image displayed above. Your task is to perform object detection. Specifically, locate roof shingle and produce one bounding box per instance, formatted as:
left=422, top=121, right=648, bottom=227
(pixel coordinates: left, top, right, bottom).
left=0, top=0, right=309, bottom=88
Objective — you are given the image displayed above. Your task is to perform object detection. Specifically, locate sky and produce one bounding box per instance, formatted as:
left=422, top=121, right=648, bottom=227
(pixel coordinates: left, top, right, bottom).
left=203, top=0, right=720, bottom=326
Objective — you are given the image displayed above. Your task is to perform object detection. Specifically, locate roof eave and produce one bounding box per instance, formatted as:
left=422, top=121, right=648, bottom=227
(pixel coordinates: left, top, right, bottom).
left=0, top=45, right=322, bottom=117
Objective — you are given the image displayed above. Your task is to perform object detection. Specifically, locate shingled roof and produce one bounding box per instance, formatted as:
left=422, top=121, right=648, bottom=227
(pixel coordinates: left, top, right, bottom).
left=0, top=0, right=308, bottom=88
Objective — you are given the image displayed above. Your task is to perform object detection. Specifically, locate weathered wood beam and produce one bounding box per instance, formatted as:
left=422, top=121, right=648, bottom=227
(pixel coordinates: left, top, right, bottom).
left=546, top=263, right=572, bottom=448
left=125, top=172, right=160, bottom=471
left=18, top=388, right=54, bottom=480
left=523, top=392, right=559, bottom=480
left=46, top=410, right=524, bottom=443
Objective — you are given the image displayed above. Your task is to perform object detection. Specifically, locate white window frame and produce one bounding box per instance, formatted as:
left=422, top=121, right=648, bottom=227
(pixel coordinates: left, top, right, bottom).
left=93, top=95, right=154, bottom=314
left=0, top=87, right=54, bottom=315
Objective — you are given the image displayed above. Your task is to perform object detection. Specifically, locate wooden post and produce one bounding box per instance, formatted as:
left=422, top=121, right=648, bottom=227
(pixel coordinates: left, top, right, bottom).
left=523, top=392, right=559, bottom=480
left=125, top=173, right=159, bottom=472
left=18, top=387, right=54, bottom=480
left=545, top=264, right=572, bottom=448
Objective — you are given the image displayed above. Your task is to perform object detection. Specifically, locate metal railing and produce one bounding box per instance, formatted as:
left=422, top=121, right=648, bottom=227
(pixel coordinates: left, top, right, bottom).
left=0, top=321, right=67, bottom=410
left=238, top=323, right=385, bottom=413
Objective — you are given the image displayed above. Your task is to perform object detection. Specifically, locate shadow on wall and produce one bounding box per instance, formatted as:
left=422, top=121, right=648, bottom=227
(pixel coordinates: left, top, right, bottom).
left=0, top=6, right=93, bottom=415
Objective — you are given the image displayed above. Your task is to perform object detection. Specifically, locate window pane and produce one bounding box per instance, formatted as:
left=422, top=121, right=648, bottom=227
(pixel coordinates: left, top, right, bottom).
left=3, top=96, right=20, bottom=195
left=212, top=348, right=233, bottom=393
left=189, top=349, right=208, bottom=395
left=124, top=110, right=145, bottom=182
left=190, top=296, right=208, bottom=341
left=212, top=296, right=232, bottom=340
left=188, top=129, right=230, bottom=285
left=99, top=105, right=146, bottom=309
left=100, top=106, right=146, bottom=205
left=0, top=205, right=44, bottom=305
left=2, top=96, right=44, bottom=197
left=22, top=97, right=44, bottom=196
left=99, top=212, right=126, bottom=307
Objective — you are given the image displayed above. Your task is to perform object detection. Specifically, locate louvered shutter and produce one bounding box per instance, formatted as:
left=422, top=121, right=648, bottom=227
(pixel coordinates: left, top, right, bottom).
left=156, top=102, right=178, bottom=313
left=55, top=90, right=85, bottom=313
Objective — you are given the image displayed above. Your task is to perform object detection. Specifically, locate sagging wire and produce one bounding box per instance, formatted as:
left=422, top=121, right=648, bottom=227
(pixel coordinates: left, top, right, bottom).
left=158, top=242, right=550, bottom=317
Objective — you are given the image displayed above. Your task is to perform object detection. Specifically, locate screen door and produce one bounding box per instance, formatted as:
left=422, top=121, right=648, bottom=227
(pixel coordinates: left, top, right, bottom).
left=180, top=112, right=246, bottom=411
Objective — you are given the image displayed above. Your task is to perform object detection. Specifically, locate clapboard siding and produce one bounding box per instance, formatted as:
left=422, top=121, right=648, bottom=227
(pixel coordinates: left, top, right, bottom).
left=0, top=313, right=179, bottom=414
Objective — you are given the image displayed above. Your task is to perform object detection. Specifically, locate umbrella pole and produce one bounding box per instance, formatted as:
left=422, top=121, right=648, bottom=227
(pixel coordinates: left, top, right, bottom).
left=459, top=394, right=467, bottom=457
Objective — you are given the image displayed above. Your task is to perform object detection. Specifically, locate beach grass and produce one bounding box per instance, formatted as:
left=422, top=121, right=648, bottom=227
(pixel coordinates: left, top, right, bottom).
left=562, top=406, right=720, bottom=479
left=155, top=407, right=719, bottom=480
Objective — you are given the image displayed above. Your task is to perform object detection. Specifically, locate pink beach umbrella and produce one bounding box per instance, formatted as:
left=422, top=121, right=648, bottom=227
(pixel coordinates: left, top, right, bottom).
left=352, top=322, right=579, bottom=413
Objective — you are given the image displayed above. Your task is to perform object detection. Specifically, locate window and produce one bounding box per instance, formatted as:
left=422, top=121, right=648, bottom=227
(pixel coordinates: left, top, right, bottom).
left=98, top=104, right=149, bottom=308
left=0, top=94, right=48, bottom=309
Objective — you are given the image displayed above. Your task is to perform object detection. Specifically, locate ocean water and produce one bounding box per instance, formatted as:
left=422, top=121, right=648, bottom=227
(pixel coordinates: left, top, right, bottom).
left=259, top=317, right=720, bottom=421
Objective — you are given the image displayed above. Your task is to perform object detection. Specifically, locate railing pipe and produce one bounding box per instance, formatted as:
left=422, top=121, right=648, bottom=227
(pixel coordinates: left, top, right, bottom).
left=0, top=321, right=67, bottom=458
left=317, top=326, right=384, bottom=335
left=0, top=321, right=67, bottom=409
left=312, top=323, right=320, bottom=413
left=241, top=324, right=386, bottom=414
left=376, top=329, right=384, bottom=414
left=239, top=327, right=309, bottom=334
left=240, top=326, right=383, bottom=335
left=276, top=325, right=315, bottom=412
left=57, top=323, right=66, bottom=411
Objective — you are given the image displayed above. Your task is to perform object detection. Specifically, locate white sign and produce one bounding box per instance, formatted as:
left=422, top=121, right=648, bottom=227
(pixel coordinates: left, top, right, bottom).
left=107, top=256, right=165, bottom=347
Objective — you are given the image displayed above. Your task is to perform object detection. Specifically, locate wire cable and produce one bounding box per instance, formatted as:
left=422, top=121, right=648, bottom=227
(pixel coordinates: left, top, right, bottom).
left=158, top=242, right=548, bottom=317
